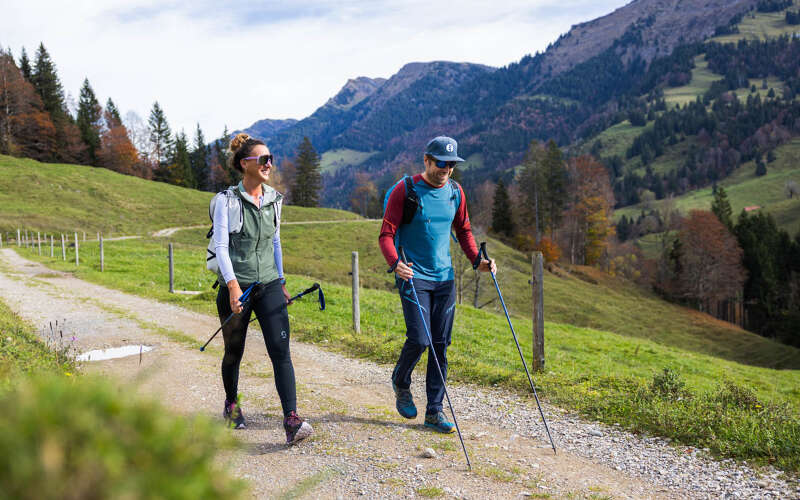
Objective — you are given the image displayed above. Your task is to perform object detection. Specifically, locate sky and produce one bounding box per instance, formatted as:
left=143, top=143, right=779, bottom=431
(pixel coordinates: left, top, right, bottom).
left=1, top=0, right=630, bottom=140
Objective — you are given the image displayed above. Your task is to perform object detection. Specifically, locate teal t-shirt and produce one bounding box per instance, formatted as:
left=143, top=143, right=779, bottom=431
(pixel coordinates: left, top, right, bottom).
left=396, top=177, right=461, bottom=281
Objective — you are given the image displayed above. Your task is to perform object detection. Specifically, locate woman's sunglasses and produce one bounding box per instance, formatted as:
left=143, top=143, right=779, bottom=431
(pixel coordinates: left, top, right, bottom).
left=244, top=154, right=274, bottom=166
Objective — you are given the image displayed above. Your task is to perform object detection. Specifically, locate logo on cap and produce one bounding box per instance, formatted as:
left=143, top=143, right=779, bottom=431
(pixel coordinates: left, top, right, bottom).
left=446, top=143, right=454, bottom=153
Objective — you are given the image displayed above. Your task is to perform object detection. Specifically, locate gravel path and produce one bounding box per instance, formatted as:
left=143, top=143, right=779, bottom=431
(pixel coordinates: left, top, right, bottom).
left=1, top=248, right=797, bottom=499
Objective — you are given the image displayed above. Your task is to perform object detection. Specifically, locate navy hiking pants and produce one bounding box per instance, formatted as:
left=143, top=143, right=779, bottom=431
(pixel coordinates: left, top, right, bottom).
left=392, top=278, right=456, bottom=415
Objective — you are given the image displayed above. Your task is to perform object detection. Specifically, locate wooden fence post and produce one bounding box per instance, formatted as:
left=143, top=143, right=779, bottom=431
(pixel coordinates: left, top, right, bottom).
left=61, top=234, right=66, bottom=260
left=0, top=233, right=3, bottom=248
left=16, top=229, right=20, bottom=247
left=352, top=251, right=360, bottom=333
left=83, top=231, right=86, bottom=242
left=168, top=243, right=174, bottom=293
left=531, top=251, right=545, bottom=372
left=74, top=232, right=79, bottom=266
left=50, top=235, right=54, bottom=257
left=37, top=231, right=41, bottom=255
left=100, top=235, right=104, bottom=272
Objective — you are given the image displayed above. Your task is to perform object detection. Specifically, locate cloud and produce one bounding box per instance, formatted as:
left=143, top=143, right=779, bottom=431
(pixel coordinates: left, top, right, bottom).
left=1, top=0, right=629, bottom=141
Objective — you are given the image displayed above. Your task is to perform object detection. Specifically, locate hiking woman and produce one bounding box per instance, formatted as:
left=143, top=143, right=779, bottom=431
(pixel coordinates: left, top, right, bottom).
left=211, top=132, right=312, bottom=444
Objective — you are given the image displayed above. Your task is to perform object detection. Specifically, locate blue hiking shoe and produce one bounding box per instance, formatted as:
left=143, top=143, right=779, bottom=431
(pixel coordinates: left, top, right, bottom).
left=392, top=381, right=417, bottom=419
left=424, top=411, right=455, bottom=433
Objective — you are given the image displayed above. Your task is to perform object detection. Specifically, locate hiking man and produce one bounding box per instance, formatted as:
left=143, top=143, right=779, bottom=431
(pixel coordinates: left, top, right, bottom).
left=379, top=136, right=496, bottom=433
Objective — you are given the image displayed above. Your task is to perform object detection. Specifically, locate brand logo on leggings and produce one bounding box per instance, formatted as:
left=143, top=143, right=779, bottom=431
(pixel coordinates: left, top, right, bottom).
left=280, top=330, right=287, bottom=339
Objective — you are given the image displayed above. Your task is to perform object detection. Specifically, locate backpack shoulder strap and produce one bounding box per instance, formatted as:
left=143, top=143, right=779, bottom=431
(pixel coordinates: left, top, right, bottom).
left=449, top=179, right=462, bottom=207
left=401, top=175, right=420, bottom=225
left=403, top=175, right=416, bottom=197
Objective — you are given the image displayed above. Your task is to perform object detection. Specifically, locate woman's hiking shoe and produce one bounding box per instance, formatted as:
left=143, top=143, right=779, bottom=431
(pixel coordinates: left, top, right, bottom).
left=392, top=381, right=417, bottom=419
left=223, top=400, right=246, bottom=429
left=284, top=411, right=313, bottom=444
left=424, top=411, right=455, bottom=433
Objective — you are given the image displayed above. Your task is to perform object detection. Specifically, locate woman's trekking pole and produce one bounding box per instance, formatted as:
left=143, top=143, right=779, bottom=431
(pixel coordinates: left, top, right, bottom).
left=478, top=242, right=556, bottom=454
left=200, top=282, right=259, bottom=352
left=399, top=247, right=471, bottom=470
left=287, top=283, right=325, bottom=310
left=248, top=283, right=326, bottom=325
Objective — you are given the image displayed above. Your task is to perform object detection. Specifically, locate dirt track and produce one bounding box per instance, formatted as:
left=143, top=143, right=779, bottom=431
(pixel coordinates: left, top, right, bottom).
left=0, top=248, right=754, bottom=499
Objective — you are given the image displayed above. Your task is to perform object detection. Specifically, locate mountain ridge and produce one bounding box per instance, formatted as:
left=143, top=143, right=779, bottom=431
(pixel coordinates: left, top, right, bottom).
left=241, top=0, right=762, bottom=205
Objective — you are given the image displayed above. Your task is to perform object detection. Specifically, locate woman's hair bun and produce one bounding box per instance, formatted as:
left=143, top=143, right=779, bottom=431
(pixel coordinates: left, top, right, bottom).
left=229, top=133, right=251, bottom=154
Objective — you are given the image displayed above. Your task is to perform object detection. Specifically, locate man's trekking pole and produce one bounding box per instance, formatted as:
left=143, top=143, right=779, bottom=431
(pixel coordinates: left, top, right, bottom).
left=248, top=283, right=326, bottom=326
left=478, top=242, right=556, bottom=454
left=200, top=282, right=258, bottom=352
left=399, top=247, right=471, bottom=470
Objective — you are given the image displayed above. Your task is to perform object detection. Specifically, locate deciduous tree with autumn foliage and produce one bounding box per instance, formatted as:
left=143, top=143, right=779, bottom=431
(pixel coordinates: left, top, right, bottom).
left=663, top=210, right=746, bottom=311
left=349, top=172, right=381, bottom=218
left=563, top=155, right=616, bottom=265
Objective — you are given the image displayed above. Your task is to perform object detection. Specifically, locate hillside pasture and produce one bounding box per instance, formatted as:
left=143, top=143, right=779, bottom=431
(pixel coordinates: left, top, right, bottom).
left=319, top=148, right=376, bottom=174
left=0, top=155, right=361, bottom=237
left=711, top=4, right=800, bottom=44
left=617, top=138, right=800, bottom=235
left=663, top=55, right=719, bottom=107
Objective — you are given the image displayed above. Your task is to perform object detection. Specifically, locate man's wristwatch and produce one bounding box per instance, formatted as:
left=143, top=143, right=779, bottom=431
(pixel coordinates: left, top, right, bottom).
left=279, top=277, right=286, bottom=285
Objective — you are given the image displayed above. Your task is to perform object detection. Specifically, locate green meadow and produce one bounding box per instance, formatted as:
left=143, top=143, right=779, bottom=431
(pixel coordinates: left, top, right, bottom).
left=3, top=153, right=800, bottom=473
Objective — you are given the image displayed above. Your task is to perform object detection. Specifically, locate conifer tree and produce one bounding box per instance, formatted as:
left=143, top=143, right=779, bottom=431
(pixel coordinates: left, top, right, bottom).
left=18, top=48, right=31, bottom=81
left=291, top=136, right=322, bottom=207
left=30, top=43, right=86, bottom=163
left=32, top=43, right=66, bottom=118
left=711, top=186, right=733, bottom=230
left=217, top=125, right=232, bottom=176
left=519, top=140, right=546, bottom=244
left=168, top=130, right=194, bottom=188
left=148, top=101, right=172, bottom=167
left=208, top=126, right=233, bottom=191
left=76, top=78, right=102, bottom=165
left=543, top=139, right=568, bottom=238
left=191, top=123, right=209, bottom=190
left=104, top=98, right=121, bottom=128
left=491, top=179, right=514, bottom=238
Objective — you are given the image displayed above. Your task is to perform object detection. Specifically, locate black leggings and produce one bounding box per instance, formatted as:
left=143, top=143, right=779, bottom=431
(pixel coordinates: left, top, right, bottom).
left=216, top=279, right=296, bottom=417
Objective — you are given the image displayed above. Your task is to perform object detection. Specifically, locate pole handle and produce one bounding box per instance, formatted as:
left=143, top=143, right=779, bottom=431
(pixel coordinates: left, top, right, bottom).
left=479, top=241, right=490, bottom=260
left=398, top=246, right=408, bottom=265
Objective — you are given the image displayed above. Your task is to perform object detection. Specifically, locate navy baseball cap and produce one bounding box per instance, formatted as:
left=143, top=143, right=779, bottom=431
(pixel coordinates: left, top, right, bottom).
left=425, top=136, right=464, bottom=162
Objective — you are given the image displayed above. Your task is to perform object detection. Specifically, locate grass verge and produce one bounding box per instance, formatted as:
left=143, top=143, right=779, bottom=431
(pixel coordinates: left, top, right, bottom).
left=0, top=297, right=75, bottom=384
left=0, top=296, right=246, bottom=498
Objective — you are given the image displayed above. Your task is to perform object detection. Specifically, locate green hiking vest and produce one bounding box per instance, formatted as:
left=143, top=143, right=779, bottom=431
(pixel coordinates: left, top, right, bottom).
left=220, top=182, right=282, bottom=287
